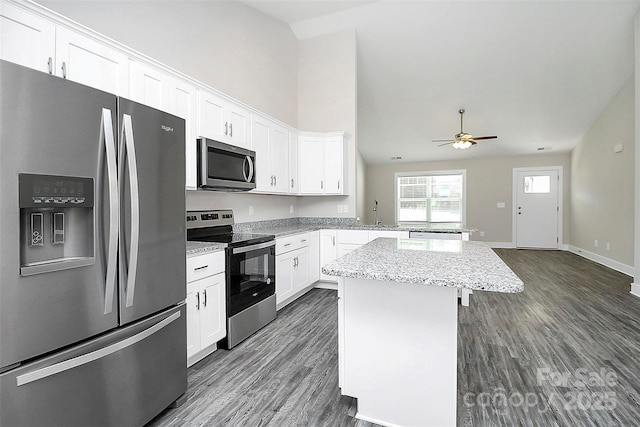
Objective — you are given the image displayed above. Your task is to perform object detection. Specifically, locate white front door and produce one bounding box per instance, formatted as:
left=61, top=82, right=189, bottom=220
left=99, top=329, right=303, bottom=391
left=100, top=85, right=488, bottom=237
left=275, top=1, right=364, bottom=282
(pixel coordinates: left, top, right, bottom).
left=515, top=169, right=560, bottom=248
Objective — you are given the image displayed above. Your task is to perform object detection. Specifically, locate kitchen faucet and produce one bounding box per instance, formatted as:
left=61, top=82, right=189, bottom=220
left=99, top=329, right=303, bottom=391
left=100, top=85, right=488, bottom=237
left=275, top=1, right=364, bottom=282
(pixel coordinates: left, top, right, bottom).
left=373, top=199, right=382, bottom=225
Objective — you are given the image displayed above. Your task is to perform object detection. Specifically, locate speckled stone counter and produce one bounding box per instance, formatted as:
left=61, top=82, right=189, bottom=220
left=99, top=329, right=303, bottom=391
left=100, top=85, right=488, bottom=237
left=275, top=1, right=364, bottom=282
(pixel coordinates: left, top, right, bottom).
left=236, top=218, right=476, bottom=238
left=186, top=241, right=226, bottom=257
left=323, top=238, right=523, bottom=293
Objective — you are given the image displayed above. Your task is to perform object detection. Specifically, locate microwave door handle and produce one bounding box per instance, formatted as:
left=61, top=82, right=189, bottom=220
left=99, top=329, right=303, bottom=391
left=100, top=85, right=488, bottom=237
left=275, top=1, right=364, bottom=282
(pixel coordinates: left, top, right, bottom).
left=243, top=155, right=254, bottom=183
left=101, top=108, right=118, bottom=315
left=119, top=114, right=140, bottom=308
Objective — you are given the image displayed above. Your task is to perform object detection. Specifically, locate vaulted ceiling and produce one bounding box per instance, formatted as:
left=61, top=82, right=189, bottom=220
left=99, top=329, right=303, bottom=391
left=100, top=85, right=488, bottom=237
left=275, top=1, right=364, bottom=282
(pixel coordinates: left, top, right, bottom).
left=243, top=0, right=639, bottom=164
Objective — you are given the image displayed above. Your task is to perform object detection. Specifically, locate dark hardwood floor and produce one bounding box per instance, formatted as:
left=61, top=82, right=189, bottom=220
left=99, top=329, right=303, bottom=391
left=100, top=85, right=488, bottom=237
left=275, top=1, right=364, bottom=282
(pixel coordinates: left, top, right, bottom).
left=147, top=249, right=640, bottom=427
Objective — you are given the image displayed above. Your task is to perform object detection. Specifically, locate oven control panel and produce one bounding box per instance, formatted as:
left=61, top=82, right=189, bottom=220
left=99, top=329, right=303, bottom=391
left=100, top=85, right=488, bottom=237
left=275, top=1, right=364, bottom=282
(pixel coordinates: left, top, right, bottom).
left=186, top=210, right=234, bottom=229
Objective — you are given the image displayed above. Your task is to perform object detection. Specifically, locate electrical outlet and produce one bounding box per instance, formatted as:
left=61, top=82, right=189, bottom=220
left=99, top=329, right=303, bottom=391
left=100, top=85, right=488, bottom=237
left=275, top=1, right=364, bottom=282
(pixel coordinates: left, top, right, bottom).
left=343, top=204, right=349, bottom=213
left=497, top=202, right=505, bottom=209
left=606, top=243, right=610, bottom=251
left=249, top=206, right=254, bottom=216
left=337, top=205, right=343, bottom=213
left=594, top=240, right=598, bottom=248
left=480, top=231, right=485, bottom=237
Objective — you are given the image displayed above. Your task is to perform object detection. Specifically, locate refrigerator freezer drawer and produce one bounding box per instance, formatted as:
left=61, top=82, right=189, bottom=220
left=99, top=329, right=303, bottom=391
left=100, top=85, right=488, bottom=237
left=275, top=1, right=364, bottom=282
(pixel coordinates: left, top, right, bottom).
left=0, top=304, right=186, bottom=427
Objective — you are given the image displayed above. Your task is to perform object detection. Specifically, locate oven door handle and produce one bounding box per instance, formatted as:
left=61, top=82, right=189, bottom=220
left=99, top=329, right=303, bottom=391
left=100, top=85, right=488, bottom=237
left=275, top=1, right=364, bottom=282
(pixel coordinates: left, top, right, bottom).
left=232, top=241, right=275, bottom=254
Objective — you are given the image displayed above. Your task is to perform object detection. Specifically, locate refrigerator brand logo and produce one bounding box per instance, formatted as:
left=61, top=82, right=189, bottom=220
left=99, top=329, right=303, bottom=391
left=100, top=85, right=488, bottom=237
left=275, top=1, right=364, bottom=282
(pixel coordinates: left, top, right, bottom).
left=161, top=125, right=174, bottom=132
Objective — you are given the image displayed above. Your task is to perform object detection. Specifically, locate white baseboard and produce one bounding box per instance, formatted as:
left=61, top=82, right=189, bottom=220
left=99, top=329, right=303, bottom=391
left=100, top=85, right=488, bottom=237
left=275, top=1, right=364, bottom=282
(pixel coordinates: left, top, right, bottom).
left=314, top=281, right=338, bottom=290
left=630, top=283, right=640, bottom=298
left=568, top=245, right=634, bottom=277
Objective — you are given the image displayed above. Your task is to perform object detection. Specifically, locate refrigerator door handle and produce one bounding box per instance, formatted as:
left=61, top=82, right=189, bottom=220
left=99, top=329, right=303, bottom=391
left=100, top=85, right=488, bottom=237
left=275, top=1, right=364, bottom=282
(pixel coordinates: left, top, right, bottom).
left=102, top=108, right=118, bottom=315
left=119, top=114, right=140, bottom=308
left=15, top=311, right=181, bottom=387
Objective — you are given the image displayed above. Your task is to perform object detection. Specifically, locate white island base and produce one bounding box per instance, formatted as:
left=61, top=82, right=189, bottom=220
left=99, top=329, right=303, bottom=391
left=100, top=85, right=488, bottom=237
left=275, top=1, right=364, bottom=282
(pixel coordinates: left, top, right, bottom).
left=338, top=277, right=458, bottom=427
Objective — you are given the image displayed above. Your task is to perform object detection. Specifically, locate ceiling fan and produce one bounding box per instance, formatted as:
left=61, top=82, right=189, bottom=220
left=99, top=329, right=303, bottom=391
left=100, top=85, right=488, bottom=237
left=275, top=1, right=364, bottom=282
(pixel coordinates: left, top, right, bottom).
left=432, top=109, right=497, bottom=149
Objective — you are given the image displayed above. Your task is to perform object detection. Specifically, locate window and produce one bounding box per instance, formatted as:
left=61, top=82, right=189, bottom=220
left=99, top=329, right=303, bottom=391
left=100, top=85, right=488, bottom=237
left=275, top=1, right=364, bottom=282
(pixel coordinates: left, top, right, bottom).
left=523, top=176, right=551, bottom=194
left=395, top=170, right=465, bottom=223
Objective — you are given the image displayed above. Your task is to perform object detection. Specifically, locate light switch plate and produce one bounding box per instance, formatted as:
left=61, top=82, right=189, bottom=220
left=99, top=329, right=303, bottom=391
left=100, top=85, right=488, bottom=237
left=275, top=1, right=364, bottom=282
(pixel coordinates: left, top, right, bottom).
left=497, top=202, right=506, bottom=208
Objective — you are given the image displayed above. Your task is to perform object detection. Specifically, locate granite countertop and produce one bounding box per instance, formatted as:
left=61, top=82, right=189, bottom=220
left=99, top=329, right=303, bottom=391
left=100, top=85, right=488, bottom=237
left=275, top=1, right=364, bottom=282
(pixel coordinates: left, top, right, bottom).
left=322, top=238, right=523, bottom=293
left=244, top=223, right=477, bottom=238
left=186, top=241, right=227, bottom=257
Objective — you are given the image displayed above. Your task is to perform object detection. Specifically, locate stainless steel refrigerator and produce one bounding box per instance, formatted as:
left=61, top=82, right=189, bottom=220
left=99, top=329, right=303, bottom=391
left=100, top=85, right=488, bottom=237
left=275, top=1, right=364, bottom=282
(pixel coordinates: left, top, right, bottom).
left=0, top=60, right=187, bottom=426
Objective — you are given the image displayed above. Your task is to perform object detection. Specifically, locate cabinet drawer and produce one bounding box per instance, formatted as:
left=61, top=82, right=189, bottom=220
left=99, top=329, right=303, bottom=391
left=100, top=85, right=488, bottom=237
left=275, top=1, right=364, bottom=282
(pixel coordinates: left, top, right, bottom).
left=337, top=229, right=369, bottom=245
left=187, top=251, right=225, bottom=282
left=276, top=232, right=310, bottom=255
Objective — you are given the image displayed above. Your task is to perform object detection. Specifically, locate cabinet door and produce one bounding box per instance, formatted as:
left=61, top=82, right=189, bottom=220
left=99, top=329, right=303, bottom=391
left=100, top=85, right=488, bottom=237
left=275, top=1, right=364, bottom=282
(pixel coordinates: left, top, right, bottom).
left=227, top=105, right=250, bottom=149
left=308, top=231, right=320, bottom=283
left=276, top=254, right=294, bottom=306
left=0, top=2, right=55, bottom=73
left=55, top=26, right=129, bottom=96
left=200, top=272, right=226, bottom=349
left=289, top=132, right=299, bottom=194
left=186, top=281, right=201, bottom=360
left=270, top=124, right=289, bottom=194
left=130, top=61, right=170, bottom=112
left=198, top=90, right=228, bottom=142
left=299, top=136, right=325, bottom=194
left=170, top=77, right=198, bottom=189
left=324, top=136, right=345, bottom=194
left=251, top=116, right=271, bottom=192
left=320, top=230, right=338, bottom=282
left=292, top=250, right=310, bottom=292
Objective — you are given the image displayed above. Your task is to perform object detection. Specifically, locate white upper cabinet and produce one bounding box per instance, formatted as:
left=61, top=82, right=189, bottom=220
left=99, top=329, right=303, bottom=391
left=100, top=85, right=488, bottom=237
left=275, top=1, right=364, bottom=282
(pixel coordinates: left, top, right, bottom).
left=0, top=3, right=129, bottom=96
left=0, top=2, right=55, bottom=73
left=55, top=26, right=129, bottom=96
left=288, top=131, right=299, bottom=194
left=299, top=133, right=349, bottom=195
left=170, top=78, right=199, bottom=190
left=130, top=61, right=198, bottom=189
left=198, top=90, right=250, bottom=149
left=251, top=114, right=289, bottom=194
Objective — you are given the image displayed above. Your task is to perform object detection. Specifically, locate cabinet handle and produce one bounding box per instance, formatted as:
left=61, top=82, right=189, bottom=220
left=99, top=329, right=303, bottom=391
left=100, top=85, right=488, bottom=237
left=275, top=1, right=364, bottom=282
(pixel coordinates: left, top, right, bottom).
left=47, top=57, right=53, bottom=74
left=61, top=62, right=67, bottom=79
left=274, top=175, right=277, bottom=186
left=225, top=121, right=228, bottom=136
left=229, top=123, right=233, bottom=137
left=321, top=180, right=324, bottom=190
left=194, top=265, right=208, bottom=271
left=332, top=236, right=336, bottom=246
left=203, top=289, right=207, bottom=307
left=338, top=180, right=340, bottom=189
left=301, top=239, right=307, bottom=243
left=291, top=179, right=294, bottom=188
left=196, top=291, right=200, bottom=310
left=284, top=243, right=291, bottom=247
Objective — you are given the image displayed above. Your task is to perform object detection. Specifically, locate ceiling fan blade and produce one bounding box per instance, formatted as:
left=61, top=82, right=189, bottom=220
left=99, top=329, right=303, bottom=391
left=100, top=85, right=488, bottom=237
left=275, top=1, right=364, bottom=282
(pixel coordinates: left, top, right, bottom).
left=471, top=136, right=498, bottom=140
left=432, top=139, right=454, bottom=143
left=438, top=142, right=455, bottom=147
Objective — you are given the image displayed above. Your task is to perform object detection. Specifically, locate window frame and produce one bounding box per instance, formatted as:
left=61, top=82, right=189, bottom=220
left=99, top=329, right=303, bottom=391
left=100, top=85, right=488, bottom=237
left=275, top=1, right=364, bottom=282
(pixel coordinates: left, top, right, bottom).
left=394, top=169, right=467, bottom=225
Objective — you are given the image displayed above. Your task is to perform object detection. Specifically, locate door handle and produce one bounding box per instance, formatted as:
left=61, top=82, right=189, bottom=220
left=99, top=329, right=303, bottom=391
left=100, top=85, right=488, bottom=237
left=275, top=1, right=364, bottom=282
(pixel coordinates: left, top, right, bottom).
left=196, top=291, right=200, bottom=310
left=225, top=121, right=228, bottom=136
left=61, top=61, right=67, bottom=78
left=120, top=114, right=140, bottom=308
left=16, top=311, right=181, bottom=387
left=101, top=109, right=118, bottom=315
left=203, top=289, right=207, bottom=307
left=47, top=57, right=53, bottom=74
left=229, top=123, right=233, bottom=137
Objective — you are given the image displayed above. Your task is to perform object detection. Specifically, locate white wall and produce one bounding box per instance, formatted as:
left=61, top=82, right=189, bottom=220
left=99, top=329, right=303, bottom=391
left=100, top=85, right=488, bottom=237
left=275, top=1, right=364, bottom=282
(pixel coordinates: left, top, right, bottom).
left=570, top=77, right=634, bottom=268
left=297, top=29, right=358, bottom=218
left=365, top=153, right=572, bottom=244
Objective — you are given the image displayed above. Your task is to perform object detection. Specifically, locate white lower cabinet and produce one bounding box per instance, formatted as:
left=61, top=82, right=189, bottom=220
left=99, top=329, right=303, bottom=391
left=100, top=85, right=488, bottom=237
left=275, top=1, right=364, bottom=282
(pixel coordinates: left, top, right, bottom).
left=276, top=232, right=318, bottom=309
left=186, top=251, right=226, bottom=367
left=319, top=230, right=338, bottom=282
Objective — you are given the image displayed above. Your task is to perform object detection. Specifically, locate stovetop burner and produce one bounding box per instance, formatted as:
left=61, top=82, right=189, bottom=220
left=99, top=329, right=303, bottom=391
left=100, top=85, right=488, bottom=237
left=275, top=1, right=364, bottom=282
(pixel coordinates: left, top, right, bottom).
left=186, top=209, right=275, bottom=248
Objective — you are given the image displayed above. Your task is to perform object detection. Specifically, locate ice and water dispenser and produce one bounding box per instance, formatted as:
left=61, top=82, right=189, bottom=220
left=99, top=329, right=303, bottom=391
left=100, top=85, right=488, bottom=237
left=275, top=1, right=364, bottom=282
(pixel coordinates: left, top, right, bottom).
left=19, top=173, right=95, bottom=276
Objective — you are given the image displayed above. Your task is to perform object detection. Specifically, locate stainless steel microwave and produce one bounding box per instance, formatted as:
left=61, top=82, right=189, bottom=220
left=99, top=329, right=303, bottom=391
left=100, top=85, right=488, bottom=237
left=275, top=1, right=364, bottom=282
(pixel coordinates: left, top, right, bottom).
left=197, top=138, right=256, bottom=191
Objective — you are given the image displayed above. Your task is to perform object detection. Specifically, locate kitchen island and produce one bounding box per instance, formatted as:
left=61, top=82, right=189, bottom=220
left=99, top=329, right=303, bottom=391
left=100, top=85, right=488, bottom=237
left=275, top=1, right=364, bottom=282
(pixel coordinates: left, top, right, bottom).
left=323, top=238, right=523, bottom=427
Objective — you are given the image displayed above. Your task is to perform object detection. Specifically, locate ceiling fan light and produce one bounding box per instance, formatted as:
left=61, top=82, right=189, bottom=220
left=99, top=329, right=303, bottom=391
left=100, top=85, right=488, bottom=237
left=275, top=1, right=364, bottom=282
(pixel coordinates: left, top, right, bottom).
left=453, top=140, right=472, bottom=150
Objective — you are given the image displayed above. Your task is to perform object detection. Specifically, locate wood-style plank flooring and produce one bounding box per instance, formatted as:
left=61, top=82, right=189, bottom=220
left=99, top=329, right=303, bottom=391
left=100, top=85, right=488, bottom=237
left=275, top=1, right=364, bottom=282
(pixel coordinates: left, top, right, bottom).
left=147, top=249, right=640, bottom=426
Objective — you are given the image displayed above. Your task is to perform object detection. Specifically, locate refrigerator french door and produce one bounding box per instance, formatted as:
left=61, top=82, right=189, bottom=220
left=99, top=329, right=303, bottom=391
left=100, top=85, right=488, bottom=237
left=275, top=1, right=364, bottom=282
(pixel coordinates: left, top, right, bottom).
left=0, top=60, right=187, bottom=426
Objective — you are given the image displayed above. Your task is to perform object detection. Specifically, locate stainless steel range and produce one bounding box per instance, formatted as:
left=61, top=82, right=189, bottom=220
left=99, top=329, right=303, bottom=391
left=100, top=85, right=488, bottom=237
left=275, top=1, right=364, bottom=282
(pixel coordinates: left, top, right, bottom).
left=187, top=210, right=276, bottom=349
